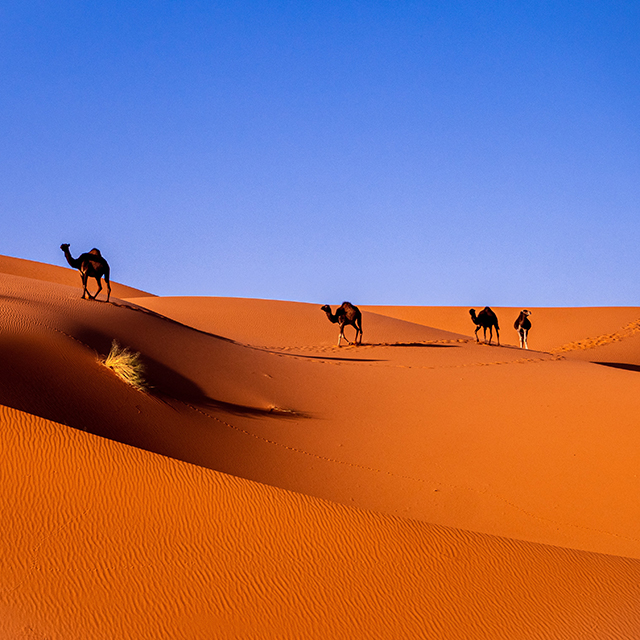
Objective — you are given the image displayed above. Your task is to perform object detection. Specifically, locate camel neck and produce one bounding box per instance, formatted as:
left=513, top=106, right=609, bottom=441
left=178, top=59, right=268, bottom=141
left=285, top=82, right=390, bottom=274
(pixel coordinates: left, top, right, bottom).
left=63, top=249, right=81, bottom=269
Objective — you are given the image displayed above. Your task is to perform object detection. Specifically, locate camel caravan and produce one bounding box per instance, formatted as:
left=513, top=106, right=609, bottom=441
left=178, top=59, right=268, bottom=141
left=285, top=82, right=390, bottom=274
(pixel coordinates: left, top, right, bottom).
left=58, top=243, right=531, bottom=349
left=319, top=301, right=532, bottom=349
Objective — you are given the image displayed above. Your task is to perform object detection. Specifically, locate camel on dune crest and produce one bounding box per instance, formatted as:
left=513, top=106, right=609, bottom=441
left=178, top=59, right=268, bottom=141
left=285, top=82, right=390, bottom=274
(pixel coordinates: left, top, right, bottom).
left=469, top=307, right=500, bottom=345
left=514, top=310, right=532, bottom=349
left=60, top=243, right=111, bottom=302
left=321, top=302, right=363, bottom=347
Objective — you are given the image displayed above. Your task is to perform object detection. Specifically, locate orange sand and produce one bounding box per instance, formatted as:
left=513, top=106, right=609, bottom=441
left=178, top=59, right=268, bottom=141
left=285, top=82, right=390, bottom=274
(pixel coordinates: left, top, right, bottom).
left=2, top=255, right=640, bottom=638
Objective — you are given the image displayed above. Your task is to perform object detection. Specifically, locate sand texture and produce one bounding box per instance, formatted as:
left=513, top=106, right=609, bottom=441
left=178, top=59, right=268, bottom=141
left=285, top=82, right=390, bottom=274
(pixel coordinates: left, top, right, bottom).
left=2, top=257, right=640, bottom=638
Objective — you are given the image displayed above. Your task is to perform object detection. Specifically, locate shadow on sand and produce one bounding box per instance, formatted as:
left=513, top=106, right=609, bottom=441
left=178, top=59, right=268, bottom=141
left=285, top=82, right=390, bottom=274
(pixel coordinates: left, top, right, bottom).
left=592, top=361, right=640, bottom=373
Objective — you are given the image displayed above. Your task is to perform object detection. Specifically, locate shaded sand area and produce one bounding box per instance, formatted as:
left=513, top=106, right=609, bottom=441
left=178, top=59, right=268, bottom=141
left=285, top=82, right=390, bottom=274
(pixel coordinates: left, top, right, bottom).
left=2, top=255, right=640, bottom=637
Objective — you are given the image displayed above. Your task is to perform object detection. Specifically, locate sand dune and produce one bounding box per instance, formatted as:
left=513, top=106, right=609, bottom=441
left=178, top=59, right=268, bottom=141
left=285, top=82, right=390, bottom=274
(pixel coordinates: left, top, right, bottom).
left=3, top=404, right=640, bottom=638
left=0, top=254, right=153, bottom=299
left=2, top=256, right=640, bottom=637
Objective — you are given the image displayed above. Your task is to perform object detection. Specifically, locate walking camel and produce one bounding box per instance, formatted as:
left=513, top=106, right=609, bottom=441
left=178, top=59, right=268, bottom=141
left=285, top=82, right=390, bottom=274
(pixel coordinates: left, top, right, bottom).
left=321, top=302, right=363, bottom=347
left=469, top=307, right=500, bottom=345
left=514, top=310, right=532, bottom=349
left=60, top=243, right=111, bottom=302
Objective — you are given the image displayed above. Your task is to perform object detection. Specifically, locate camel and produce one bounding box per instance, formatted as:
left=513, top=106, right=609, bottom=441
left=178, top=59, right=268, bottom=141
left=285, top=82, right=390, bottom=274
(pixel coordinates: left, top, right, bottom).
left=321, top=302, right=363, bottom=347
left=60, top=243, right=111, bottom=302
left=514, top=310, right=532, bottom=349
left=469, top=307, right=500, bottom=345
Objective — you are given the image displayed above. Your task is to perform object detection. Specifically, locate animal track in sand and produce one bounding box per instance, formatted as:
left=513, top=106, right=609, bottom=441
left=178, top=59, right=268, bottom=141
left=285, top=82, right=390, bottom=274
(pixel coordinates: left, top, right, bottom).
left=552, top=318, right=640, bottom=354
left=258, top=344, right=557, bottom=371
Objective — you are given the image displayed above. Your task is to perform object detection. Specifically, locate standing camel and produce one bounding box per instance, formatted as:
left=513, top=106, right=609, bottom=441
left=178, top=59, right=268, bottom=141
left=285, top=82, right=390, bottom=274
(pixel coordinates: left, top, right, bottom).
left=469, top=307, right=500, bottom=345
left=514, top=310, right=532, bottom=349
left=321, top=302, right=363, bottom=347
left=60, top=243, right=111, bottom=302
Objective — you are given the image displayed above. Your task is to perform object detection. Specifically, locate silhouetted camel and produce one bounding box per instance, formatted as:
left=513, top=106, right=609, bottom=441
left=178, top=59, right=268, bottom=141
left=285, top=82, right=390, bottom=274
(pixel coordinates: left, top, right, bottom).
left=321, top=302, right=363, bottom=347
left=469, top=307, right=500, bottom=345
left=60, top=243, right=111, bottom=302
left=514, top=310, right=532, bottom=349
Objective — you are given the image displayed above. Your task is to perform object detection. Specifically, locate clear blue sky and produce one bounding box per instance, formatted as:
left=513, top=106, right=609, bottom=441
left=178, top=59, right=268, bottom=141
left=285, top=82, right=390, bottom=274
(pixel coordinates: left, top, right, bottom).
left=1, top=1, right=638, bottom=305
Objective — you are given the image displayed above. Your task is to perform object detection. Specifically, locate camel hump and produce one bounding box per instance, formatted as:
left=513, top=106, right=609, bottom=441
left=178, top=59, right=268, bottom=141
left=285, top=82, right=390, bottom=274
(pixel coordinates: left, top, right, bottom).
left=341, top=301, right=359, bottom=312
left=341, top=301, right=361, bottom=318
left=80, top=251, right=102, bottom=261
left=79, top=251, right=109, bottom=270
left=89, top=248, right=101, bottom=256
left=482, top=307, right=499, bottom=327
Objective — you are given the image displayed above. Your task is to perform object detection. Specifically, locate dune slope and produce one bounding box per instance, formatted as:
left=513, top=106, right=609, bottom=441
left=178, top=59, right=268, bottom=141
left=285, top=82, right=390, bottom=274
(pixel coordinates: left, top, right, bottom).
left=3, top=405, right=640, bottom=639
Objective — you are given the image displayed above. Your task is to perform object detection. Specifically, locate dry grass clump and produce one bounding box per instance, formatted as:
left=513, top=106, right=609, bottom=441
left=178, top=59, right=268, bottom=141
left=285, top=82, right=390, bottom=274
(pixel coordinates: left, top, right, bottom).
left=102, top=340, right=147, bottom=390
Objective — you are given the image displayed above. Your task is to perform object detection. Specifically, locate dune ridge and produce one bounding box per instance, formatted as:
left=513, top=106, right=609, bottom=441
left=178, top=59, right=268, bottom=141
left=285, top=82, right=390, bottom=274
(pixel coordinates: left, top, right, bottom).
left=0, top=254, right=153, bottom=299
left=2, top=255, right=640, bottom=637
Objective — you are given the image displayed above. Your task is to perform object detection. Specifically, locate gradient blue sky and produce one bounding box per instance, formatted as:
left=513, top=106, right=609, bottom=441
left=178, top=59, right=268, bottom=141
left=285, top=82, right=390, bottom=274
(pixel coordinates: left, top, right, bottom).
left=1, top=1, right=638, bottom=305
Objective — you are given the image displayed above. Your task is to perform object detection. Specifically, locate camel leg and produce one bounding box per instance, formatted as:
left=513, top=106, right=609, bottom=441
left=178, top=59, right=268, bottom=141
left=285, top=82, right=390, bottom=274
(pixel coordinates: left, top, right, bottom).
left=495, top=327, right=500, bottom=346
left=81, top=272, right=89, bottom=299
left=523, top=329, right=528, bottom=349
left=104, top=275, right=111, bottom=302
left=93, top=277, right=102, bottom=300
left=347, top=324, right=356, bottom=345
left=474, top=326, right=481, bottom=343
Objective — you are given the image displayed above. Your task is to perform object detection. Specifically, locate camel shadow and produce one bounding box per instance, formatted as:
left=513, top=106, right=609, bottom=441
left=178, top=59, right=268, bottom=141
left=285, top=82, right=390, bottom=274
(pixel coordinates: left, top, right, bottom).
left=592, top=361, right=640, bottom=373
left=374, top=342, right=461, bottom=348
left=268, top=352, right=384, bottom=362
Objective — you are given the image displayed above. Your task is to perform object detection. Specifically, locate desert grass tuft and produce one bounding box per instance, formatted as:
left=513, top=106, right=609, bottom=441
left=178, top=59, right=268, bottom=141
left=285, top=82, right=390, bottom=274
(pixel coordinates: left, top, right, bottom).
left=102, top=340, right=147, bottom=391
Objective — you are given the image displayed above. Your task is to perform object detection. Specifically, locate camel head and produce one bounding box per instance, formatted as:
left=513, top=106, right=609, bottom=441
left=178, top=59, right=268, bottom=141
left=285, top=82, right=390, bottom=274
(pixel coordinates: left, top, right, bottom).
left=60, top=243, right=70, bottom=252
left=469, top=308, right=477, bottom=319
left=321, top=305, right=339, bottom=324
left=521, top=309, right=531, bottom=317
